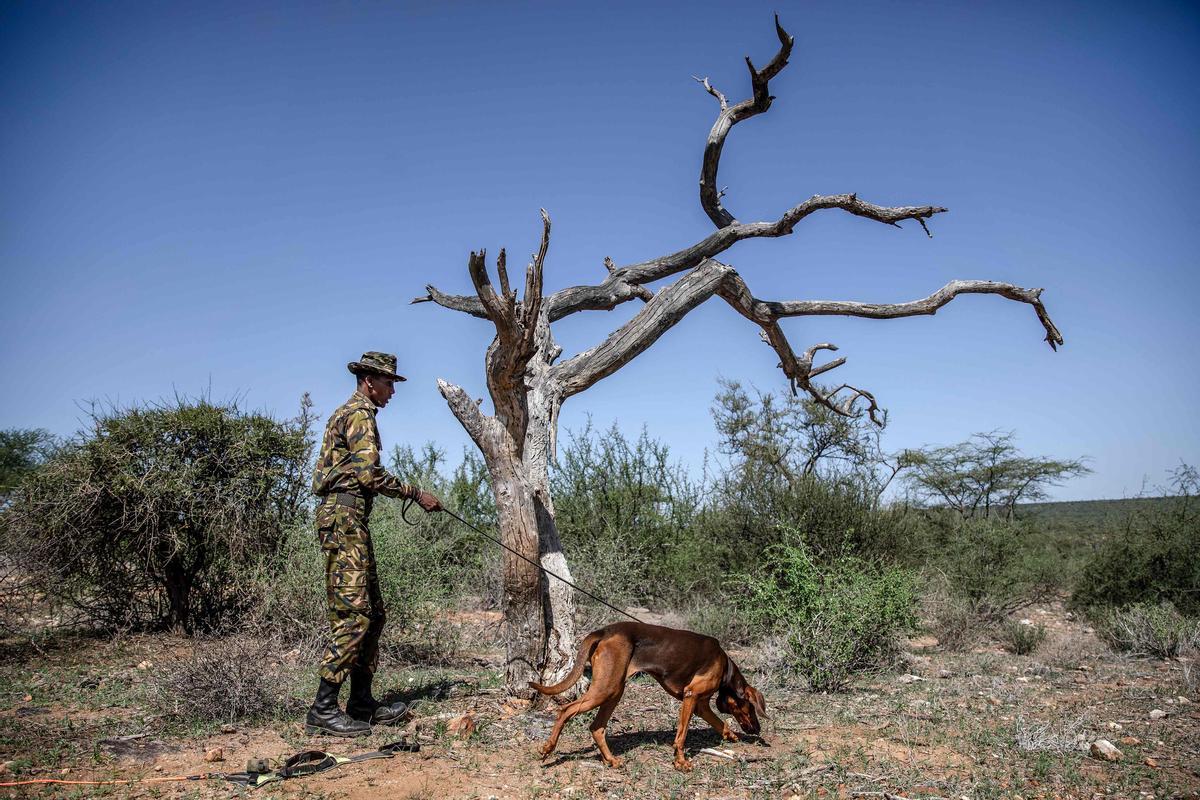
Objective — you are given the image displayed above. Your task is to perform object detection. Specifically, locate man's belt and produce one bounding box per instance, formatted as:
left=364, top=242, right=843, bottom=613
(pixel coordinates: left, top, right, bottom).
left=333, top=492, right=367, bottom=509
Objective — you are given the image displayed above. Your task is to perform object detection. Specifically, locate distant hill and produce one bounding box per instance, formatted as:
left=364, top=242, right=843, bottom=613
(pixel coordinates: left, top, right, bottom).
left=1017, top=496, right=1181, bottom=533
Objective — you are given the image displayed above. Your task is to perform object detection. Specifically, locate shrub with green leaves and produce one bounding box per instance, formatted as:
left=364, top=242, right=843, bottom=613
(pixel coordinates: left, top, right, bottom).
left=730, top=536, right=917, bottom=691
left=1098, top=603, right=1198, bottom=659
left=1072, top=466, right=1200, bottom=616
left=999, top=620, right=1047, bottom=655
left=1, top=396, right=314, bottom=632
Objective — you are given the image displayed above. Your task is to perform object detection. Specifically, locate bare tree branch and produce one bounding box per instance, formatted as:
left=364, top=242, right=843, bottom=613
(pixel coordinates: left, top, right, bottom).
left=762, top=279, right=1064, bottom=349
left=691, top=75, right=728, bottom=110
left=545, top=194, right=946, bottom=319
left=553, top=259, right=733, bottom=397
left=700, top=14, right=794, bottom=228
left=411, top=284, right=487, bottom=318
left=437, top=379, right=493, bottom=451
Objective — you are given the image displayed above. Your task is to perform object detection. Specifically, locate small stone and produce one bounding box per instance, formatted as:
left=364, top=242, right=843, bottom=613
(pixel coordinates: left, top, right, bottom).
left=987, top=696, right=1002, bottom=706
left=1107, top=722, right=1123, bottom=732
left=1177, top=696, right=1191, bottom=705
left=154, top=765, right=163, bottom=772
left=136, top=660, right=151, bottom=670
left=60, top=768, right=69, bottom=775
left=204, top=747, right=224, bottom=763
left=1090, top=740, right=1123, bottom=762
left=1119, top=736, right=1142, bottom=746
left=1149, top=709, right=1167, bottom=720
left=897, top=674, right=926, bottom=684
left=0, top=761, right=11, bottom=776
left=1144, top=757, right=1159, bottom=768
left=1017, top=676, right=1031, bottom=683
left=220, top=724, right=237, bottom=734
left=938, top=669, right=953, bottom=679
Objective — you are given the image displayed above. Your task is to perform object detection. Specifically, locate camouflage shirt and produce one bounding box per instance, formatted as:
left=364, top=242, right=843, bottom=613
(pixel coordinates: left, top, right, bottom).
left=311, top=391, right=419, bottom=500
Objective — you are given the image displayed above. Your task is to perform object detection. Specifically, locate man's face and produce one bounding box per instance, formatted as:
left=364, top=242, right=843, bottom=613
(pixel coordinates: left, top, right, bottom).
left=363, top=375, right=396, bottom=408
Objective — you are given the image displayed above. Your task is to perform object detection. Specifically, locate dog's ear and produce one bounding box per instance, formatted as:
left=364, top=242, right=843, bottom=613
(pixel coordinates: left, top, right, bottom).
left=747, top=686, right=767, bottom=718
left=722, top=655, right=735, bottom=690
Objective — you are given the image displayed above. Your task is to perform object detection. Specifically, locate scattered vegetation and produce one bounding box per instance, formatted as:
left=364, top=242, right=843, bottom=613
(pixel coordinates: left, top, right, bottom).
left=1097, top=602, right=1199, bottom=659
left=999, top=620, right=1048, bottom=656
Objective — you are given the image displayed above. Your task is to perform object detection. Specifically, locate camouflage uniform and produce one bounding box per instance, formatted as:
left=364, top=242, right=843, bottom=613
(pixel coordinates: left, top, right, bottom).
left=312, top=390, right=420, bottom=684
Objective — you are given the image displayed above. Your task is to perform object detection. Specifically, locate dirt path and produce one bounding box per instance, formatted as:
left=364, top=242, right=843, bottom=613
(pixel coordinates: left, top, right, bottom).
left=2, top=604, right=1198, bottom=799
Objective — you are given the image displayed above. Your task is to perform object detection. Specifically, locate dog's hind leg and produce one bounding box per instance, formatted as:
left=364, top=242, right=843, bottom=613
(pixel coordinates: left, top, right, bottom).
left=589, top=686, right=625, bottom=768
left=539, top=641, right=631, bottom=760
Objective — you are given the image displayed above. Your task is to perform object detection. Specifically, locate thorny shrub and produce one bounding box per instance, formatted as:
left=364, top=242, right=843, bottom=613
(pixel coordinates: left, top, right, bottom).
left=0, top=396, right=315, bottom=633
left=999, top=619, right=1048, bottom=656
left=151, top=635, right=294, bottom=725
left=729, top=534, right=917, bottom=692
left=1098, top=602, right=1199, bottom=659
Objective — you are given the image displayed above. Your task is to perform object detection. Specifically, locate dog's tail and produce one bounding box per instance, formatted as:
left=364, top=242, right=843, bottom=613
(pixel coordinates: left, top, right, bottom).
left=528, top=631, right=602, bottom=696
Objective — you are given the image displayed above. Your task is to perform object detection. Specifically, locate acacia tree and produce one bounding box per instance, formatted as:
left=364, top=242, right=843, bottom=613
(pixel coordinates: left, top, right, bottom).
left=904, top=430, right=1089, bottom=519
left=415, top=18, right=1063, bottom=695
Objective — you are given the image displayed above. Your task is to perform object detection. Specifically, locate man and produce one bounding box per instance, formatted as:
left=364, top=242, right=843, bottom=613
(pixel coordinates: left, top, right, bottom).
left=306, top=351, right=443, bottom=737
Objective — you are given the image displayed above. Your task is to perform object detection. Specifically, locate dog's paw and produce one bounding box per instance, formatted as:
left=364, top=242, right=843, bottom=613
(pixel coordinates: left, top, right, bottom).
left=603, top=756, right=623, bottom=769
left=723, top=729, right=740, bottom=742
left=673, top=757, right=694, bottom=772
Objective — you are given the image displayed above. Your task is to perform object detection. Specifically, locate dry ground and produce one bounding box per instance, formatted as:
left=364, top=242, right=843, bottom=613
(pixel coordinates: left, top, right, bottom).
left=1, top=604, right=1198, bottom=799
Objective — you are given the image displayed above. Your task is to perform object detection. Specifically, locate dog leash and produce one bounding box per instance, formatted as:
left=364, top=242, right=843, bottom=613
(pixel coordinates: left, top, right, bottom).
left=405, top=499, right=641, bottom=624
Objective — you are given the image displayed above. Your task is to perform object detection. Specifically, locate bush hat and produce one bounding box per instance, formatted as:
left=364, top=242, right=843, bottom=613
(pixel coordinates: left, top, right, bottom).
left=347, top=351, right=406, bottom=381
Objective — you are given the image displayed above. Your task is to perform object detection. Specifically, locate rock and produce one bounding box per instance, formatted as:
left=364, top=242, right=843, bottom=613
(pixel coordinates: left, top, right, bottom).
left=1144, top=757, right=1159, bottom=768
left=987, top=696, right=1002, bottom=706
left=220, top=724, right=237, bottom=734
left=897, top=674, right=926, bottom=684
left=136, top=661, right=151, bottom=670
left=1149, top=709, right=1167, bottom=720
left=204, top=748, right=224, bottom=763
left=0, top=761, right=11, bottom=776
left=447, top=714, right=476, bottom=738
left=1089, top=740, right=1123, bottom=762
left=938, top=670, right=953, bottom=679
left=1107, top=722, right=1123, bottom=732
left=1119, top=736, right=1142, bottom=746
left=1177, top=696, right=1191, bottom=705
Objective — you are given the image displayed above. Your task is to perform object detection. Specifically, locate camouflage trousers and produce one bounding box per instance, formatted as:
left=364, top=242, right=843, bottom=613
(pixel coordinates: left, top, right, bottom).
left=315, top=494, right=385, bottom=684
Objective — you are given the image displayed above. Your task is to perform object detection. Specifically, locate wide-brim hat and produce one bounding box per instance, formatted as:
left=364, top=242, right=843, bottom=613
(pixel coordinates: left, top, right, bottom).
left=347, top=351, right=406, bottom=381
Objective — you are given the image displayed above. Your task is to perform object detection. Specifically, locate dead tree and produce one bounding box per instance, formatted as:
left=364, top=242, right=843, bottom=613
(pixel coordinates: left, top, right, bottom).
left=414, top=18, right=1063, bottom=696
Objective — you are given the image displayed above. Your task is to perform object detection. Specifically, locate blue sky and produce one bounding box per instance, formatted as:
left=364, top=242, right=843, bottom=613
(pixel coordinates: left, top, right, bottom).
left=2, top=0, right=1197, bottom=501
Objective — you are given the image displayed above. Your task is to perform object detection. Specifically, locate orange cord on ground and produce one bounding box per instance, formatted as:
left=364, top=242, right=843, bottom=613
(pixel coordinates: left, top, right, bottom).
left=0, top=774, right=210, bottom=787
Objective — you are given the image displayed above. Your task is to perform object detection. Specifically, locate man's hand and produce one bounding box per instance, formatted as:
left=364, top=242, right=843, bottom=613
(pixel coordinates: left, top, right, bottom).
left=415, top=490, right=442, bottom=513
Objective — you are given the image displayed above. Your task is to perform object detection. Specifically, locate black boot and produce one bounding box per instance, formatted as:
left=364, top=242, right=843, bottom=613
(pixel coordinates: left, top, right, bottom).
left=305, top=678, right=371, bottom=737
left=346, top=668, right=409, bottom=725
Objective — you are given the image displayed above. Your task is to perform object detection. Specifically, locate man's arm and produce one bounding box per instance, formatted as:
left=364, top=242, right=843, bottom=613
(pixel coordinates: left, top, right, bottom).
left=345, top=409, right=419, bottom=499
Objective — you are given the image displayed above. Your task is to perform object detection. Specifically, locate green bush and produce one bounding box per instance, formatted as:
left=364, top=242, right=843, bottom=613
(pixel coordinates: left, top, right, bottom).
left=0, top=396, right=314, bottom=632
left=1072, top=466, right=1200, bottom=615
left=1098, top=603, right=1199, bottom=659
left=999, top=620, right=1047, bottom=655
left=729, top=536, right=917, bottom=691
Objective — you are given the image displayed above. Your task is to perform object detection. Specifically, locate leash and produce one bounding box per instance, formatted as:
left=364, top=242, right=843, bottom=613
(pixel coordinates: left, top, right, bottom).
left=0, top=741, right=421, bottom=790
left=404, top=498, right=642, bottom=624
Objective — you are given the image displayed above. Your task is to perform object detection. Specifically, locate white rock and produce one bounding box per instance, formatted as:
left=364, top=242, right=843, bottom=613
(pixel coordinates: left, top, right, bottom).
left=1106, top=722, right=1123, bottom=731
left=1149, top=709, right=1167, bottom=720
left=1090, top=740, right=1123, bottom=761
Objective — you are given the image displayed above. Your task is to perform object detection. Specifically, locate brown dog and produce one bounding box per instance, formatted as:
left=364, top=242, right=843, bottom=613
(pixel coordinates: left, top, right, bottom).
left=530, top=621, right=766, bottom=771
